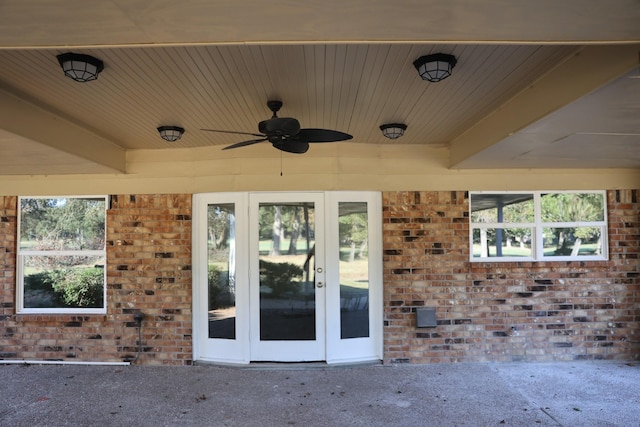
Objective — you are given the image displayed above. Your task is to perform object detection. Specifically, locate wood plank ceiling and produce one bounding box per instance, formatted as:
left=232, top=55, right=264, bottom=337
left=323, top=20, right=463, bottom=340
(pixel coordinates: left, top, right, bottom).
left=0, top=44, right=578, bottom=151
left=0, top=0, right=638, bottom=175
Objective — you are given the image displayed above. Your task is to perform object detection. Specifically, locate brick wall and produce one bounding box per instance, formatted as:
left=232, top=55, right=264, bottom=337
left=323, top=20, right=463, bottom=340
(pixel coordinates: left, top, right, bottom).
left=2, top=190, right=638, bottom=365
left=382, top=190, right=640, bottom=363
left=0, top=194, right=192, bottom=365
left=0, top=196, right=17, bottom=360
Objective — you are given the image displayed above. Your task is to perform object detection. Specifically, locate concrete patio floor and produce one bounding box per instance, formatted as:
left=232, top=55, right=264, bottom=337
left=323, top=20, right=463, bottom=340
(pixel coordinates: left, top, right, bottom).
left=1, top=360, right=638, bottom=426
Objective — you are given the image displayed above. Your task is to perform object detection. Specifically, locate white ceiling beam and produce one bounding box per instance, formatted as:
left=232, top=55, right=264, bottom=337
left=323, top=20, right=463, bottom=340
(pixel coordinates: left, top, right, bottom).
left=0, top=86, right=126, bottom=173
left=449, top=44, right=640, bottom=168
left=0, top=0, right=638, bottom=48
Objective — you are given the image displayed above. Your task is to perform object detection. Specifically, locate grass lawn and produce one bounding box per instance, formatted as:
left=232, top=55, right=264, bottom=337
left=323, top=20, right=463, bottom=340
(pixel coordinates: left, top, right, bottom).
left=473, top=243, right=599, bottom=257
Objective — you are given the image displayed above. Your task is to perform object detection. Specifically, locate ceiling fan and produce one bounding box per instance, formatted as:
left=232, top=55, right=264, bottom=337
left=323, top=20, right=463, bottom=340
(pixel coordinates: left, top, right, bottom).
left=201, top=100, right=353, bottom=154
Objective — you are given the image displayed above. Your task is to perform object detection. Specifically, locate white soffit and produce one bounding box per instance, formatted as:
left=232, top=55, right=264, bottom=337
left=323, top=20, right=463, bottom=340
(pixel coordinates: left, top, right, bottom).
left=453, top=67, right=640, bottom=169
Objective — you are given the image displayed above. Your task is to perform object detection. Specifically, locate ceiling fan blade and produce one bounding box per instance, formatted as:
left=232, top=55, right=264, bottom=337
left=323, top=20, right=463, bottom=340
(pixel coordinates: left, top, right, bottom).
left=297, top=128, right=353, bottom=142
left=273, top=140, right=309, bottom=154
left=222, top=138, right=268, bottom=150
left=201, top=128, right=265, bottom=138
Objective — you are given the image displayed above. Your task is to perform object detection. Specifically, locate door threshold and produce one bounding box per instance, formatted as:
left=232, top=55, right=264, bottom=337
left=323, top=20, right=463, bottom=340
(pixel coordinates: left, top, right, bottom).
left=194, top=360, right=381, bottom=370
left=249, top=361, right=329, bottom=370
left=249, top=360, right=381, bottom=370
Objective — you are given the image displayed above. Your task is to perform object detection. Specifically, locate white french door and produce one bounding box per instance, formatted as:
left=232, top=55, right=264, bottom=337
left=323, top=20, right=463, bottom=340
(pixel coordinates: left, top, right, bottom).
left=249, top=192, right=325, bottom=361
left=192, top=191, right=382, bottom=364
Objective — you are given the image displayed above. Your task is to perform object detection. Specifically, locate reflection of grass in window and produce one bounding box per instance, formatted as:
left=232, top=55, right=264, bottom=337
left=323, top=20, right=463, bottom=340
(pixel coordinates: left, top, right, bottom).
left=339, top=258, right=368, bottom=288
left=472, top=243, right=599, bottom=257
left=338, top=247, right=368, bottom=262
left=472, top=245, right=532, bottom=257
left=543, top=243, right=598, bottom=256
left=258, top=239, right=315, bottom=255
left=20, top=240, right=38, bottom=250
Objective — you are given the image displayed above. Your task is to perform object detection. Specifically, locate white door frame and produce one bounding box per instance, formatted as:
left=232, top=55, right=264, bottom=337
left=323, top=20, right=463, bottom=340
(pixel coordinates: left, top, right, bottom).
left=249, top=192, right=326, bottom=361
left=325, top=192, right=383, bottom=364
left=192, top=192, right=250, bottom=364
left=192, top=191, right=382, bottom=365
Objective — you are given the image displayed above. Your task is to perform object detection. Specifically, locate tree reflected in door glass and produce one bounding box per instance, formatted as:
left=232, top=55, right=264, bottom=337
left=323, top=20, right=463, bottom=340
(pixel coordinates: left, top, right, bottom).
left=258, top=203, right=316, bottom=341
left=339, top=202, right=370, bottom=339
left=208, top=204, right=236, bottom=340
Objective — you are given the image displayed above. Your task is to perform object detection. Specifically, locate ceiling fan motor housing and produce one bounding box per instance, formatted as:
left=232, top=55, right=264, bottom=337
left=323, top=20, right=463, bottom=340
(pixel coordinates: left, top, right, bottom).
left=258, top=117, right=301, bottom=136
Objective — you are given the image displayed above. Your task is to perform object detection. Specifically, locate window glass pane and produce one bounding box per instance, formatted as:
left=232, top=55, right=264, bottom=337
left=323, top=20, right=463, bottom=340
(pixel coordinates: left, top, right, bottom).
left=470, top=194, right=534, bottom=223
left=207, top=204, right=236, bottom=340
left=258, top=203, right=316, bottom=341
left=541, top=193, right=605, bottom=222
left=472, top=227, right=533, bottom=258
left=23, top=255, right=105, bottom=309
left=339, top=202, right=369, bottom=339
left=542, top=226, right=604, bottom=257
left=20, top=197, right=106, bottom=251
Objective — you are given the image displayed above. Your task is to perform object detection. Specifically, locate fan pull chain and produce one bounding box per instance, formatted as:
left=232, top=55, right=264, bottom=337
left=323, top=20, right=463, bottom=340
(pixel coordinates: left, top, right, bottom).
left=280, top=150, right=283, bottom=176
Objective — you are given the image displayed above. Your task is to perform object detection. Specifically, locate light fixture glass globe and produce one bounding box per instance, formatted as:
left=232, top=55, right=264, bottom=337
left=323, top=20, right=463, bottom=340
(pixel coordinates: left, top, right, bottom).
left=380, top=123, right=407, bottom=139
left=56, top=53, right=104, bottom=83
left=413, top=53, right=457, bottom=82
left=157, top=126, right=185, bottom=142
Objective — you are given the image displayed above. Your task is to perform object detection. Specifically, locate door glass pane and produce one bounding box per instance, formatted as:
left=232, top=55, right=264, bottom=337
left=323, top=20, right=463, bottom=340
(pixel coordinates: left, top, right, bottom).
left=258, top=202, right=316, bottom=341
left=339, top=202, right=369, bottom=339
left=208, top=204, right=236, bottom=340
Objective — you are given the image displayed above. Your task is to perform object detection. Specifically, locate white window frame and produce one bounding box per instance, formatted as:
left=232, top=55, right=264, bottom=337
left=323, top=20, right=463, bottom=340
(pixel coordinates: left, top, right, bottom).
left=16, top=195, right=107, bottom=314
left=470, top=191, right=608, bottom=263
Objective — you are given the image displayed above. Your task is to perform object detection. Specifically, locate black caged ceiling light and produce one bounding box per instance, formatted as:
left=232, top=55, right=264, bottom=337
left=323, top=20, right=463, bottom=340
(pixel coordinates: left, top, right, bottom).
left=413, top=53, right=457, bottom=82
left=380, top=123, right=407, bottom=139
left=56, top=52, right=104, bottom=83
left=157, top=126, right=185, bottom=142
